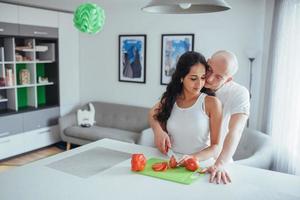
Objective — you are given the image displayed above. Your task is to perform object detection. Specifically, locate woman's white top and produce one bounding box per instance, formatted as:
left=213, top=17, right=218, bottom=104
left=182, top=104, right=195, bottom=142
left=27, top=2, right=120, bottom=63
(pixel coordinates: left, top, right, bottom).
left=166, top=93, right=210, bottom=155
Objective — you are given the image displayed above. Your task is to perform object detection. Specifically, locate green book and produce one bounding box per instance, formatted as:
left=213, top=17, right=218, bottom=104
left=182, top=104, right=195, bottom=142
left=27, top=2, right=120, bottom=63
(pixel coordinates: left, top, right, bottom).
left=136, top=158, right=203, bottom=185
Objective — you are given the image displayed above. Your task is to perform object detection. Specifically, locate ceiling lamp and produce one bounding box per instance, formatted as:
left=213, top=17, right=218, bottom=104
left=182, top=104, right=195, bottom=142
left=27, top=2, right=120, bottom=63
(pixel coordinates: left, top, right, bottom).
left=142, top=0, right=231, bottom=14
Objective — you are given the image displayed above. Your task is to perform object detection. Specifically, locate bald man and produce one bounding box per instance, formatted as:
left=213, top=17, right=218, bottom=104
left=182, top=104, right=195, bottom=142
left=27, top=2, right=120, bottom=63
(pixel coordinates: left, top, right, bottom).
left=148, top=50, right=250, bottom=184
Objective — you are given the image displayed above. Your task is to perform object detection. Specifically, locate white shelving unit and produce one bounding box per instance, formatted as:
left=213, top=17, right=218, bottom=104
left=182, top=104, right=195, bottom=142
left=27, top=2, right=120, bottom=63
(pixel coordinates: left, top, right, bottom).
left=0, top=2, right=62, bottom=161
left=0, top=36, right=57, bottom=113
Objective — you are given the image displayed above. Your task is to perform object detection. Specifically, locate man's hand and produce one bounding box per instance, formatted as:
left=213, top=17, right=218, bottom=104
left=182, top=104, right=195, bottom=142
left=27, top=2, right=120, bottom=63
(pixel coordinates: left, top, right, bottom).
left=200, top=164, right=231, bottom=184
left=154, top=129, right=171, bottom=154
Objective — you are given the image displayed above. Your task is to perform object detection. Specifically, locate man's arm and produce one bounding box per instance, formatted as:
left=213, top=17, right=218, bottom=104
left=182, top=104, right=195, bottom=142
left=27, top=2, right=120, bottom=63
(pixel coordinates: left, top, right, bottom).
left=148, top=103, right=171, bottom=154
left=215, top=113, right=248, bottom=167
left=202, top=113, right=248, bottom=184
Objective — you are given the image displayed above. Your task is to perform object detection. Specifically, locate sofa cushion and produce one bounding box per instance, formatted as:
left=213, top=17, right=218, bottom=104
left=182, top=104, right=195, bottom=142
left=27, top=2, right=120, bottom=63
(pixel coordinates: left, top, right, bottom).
left=90, top=102, right=149, bottom=132
left=64, top=126, right=140, bottom=144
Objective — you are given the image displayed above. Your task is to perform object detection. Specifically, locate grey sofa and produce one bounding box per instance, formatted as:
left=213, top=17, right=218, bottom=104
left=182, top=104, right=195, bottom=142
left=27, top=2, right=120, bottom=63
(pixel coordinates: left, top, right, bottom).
left=234, top=128, right=273, bottom=169
left=59, top=102, right=273, bottom=169
left=138, top=128, right=273, bottom=170
left=59, top=101, right=149, bottom=149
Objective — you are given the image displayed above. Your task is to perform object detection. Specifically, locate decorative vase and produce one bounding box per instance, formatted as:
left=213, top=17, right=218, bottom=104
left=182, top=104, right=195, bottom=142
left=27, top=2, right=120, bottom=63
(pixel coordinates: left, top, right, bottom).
left=5, top=69, right=14, bottom=86
left=19, top=69, right=30, bottom=85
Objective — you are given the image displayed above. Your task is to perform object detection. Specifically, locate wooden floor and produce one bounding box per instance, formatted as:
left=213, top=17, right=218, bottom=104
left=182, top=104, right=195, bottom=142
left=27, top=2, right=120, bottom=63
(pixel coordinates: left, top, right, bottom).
left=0, top=146, right=64, bottom=173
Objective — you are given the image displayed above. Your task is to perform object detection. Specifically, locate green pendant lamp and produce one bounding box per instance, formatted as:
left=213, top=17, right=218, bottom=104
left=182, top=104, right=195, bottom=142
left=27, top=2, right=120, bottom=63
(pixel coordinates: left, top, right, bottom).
left=73, top=3, right=105, bottom=34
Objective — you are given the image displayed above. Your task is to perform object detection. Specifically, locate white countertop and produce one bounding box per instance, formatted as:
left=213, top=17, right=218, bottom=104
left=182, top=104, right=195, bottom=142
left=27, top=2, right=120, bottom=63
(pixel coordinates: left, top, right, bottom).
left=0, top=139, right=299, bottom=200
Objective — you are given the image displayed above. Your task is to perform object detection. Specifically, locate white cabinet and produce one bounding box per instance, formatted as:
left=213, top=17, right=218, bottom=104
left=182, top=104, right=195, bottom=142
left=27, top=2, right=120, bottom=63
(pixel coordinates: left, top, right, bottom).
left=0, top=3, right=18, bottom=23
left=18, top=6, right=58, bottom=28
left=24, top=126, right=60, bottom=152
left=0, top=3, right=58, bottom=28
left=0, top=126, right=60, bottom=160
left=0, top=106, right=60, bottom=160
left=58, top=13, right=80, bottom=116
left=0, top=134, right=24, bottom=159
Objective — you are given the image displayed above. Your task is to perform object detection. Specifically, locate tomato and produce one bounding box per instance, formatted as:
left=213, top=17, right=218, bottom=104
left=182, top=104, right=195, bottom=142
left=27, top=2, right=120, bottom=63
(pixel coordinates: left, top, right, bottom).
left=131, top=154, right=147, bottom=171
left=184, top=157, right=199, bottom=171
left=152, top=162, right=168, bottom=171
left=169, top=155, right=177, bottom=168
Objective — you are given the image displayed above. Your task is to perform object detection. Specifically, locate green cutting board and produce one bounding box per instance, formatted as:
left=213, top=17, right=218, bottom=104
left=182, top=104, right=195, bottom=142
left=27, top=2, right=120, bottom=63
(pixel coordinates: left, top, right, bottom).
left=136, top=158, right=203, bottom=185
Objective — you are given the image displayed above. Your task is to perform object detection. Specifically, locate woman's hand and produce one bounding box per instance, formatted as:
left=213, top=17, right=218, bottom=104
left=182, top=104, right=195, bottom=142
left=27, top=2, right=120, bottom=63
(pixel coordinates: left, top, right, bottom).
left=200, top=164, right=231, bottom=184
left=154, top=129, right=171, bottom=154
left=177, top=155, right=197, bottom=166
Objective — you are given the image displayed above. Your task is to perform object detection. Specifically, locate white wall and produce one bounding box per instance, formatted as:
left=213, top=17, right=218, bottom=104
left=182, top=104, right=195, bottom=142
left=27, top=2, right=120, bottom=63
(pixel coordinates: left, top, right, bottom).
left=78, top=0, right=272, bottom=130
left=58, top=12, right=80, bottom=115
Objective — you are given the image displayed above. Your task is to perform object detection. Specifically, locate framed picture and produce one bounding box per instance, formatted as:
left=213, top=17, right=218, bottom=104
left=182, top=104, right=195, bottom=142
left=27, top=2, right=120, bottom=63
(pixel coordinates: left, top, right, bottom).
left=161, top=34, right=194, bottom=85
left=119, top=34, right=146, bottom=83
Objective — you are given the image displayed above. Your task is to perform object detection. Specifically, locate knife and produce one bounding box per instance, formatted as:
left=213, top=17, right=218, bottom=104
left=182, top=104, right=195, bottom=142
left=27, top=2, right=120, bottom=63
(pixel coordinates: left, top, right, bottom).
left=166, top=148, right=179, bottom=161
left=167, top=148, right=186, bottom=166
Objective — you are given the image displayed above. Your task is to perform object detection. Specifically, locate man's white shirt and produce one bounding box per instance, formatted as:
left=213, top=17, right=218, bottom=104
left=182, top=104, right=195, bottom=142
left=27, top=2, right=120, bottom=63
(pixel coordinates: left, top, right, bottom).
left=215, top=81, right=250, bottom=155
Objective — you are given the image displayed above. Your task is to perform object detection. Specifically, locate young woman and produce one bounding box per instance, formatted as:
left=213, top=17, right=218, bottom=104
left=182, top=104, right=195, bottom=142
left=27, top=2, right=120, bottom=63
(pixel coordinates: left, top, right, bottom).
left=152, top=51, right=222, bottom=162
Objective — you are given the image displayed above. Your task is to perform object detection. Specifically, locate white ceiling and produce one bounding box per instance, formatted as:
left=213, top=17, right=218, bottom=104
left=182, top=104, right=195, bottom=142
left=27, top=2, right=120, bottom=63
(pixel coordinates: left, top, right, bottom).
left=0, top=0, right=148, bottom=13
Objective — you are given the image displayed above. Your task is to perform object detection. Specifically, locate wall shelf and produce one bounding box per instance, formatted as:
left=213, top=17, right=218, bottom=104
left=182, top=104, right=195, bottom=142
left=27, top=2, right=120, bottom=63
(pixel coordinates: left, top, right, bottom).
left=36, top=82, right=54, bottom=86
left=3, top=61, right=14, bottom=64
left=0, top=98, right=8, bottom=103
left=16, top=84, right=36, bottom=88
left=15, top=48, right=34, bottom=52
left=15, top=61, right=35, bottom=64
left=0, top=86, right=15, bottom=90
left=36, top=60, right=55, bottom=64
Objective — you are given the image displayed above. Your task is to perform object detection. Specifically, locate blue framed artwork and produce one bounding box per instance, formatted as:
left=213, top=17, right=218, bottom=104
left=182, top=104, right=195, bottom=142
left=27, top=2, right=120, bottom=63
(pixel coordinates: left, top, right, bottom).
left=119, top=34, right=146, bottom=83
left=161, top=34, right=194, bottom=85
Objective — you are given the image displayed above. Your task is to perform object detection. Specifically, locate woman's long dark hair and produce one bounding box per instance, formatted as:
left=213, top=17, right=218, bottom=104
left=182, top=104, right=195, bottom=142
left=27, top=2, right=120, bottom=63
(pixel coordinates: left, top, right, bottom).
left=154, top=51, right=210, bottom=126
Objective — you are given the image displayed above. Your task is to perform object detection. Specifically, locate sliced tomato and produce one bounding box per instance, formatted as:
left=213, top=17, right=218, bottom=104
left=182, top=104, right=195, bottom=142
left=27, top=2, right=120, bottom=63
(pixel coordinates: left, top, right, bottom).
left=169, top=155, right=177, bottom=168
left=152, top=162, right=168, bottom=171
left=161, top=163, right=168, bottom=171
left=184, top=157, right=199, bottom=171
left=152, top=163, right=164, bottom=171
left=131, top=154, right=147, bottom=171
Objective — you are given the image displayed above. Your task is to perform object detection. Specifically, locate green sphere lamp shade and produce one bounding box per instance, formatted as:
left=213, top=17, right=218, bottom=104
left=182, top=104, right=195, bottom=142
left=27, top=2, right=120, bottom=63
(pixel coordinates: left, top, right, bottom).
left=73, top=3, right=105, bottom=34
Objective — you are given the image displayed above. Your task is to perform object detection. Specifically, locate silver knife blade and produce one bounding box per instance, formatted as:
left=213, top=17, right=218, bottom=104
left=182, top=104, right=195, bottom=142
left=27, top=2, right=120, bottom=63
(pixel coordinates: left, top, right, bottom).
left=167, top=149, right=179, bottom=161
